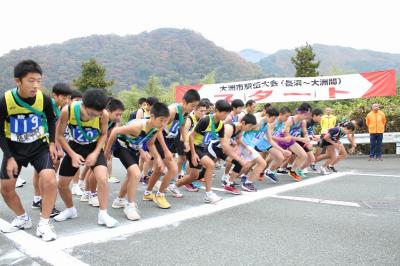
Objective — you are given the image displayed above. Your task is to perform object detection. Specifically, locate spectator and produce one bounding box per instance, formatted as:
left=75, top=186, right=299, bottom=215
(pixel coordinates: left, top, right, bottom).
left=320, top=107, right=337, bottom=134
left=366, top=103, right=386, bottom=161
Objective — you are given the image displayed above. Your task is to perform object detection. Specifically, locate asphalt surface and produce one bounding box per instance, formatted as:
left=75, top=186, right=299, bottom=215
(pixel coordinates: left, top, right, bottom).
left=0, top=156, right=399, bottom=265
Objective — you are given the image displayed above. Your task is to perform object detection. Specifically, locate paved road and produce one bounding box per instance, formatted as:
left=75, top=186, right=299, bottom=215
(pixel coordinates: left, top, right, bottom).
left=1, top=156, right=399, bottom=265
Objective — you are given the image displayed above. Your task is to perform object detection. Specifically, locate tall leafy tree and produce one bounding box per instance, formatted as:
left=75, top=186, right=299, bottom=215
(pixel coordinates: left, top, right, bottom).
left=291, top=43, right=320, bottom=77
left=74, top=59, right=114, bottom=92
left=144, top=75, right=164, bottom=98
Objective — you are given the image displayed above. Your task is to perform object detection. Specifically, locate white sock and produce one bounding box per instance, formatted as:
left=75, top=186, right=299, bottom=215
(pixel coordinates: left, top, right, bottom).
left=156, top=191, right=164, bottom=196
left=99, top=209, right=107, bottom=216
left=144, top=190, right=152, bottom=195
left=90, top=192, right=97, bottom=197
left=17, top=212, right=28, bottom=220
left=33, top=196, right=42, bottom=203
left=39, top=217, right=49, bottom=225
left=206, top=191, right=213, bottom=196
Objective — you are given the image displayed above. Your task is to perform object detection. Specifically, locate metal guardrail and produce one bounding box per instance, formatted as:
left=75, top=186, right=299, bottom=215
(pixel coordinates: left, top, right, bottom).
left=340, top=132, right=400, bottom=155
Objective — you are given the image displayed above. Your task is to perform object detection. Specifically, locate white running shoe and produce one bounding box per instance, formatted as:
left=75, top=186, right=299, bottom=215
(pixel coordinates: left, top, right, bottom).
left=89, top=195, right=100, bottom=207
left=71, top=184, right=84, bottom=196
left=112, top=198, right=127, bottom=209
left=302, top=168, right=309, bottom=174
left=15, top=178, right=25, bottom=188
left=107, top=176, right=120, bottom=184
left=167, top=184, right=183, bottom=198
left=204, top=192, right=222, bottom=204
left=54, top=208, right=78, bottom=222
left=221, top=174, right=229, bottom=185
left=320, top=166, right=331, bottom=175
left=1, top=216, right=32, bottom=233
left=80, top=192, right=90, bottom=202
left=98, top=212, right=118, bottom=228
left=124, top=203, right=141, bottom=221
left=36, top=223, right=57, bottom=242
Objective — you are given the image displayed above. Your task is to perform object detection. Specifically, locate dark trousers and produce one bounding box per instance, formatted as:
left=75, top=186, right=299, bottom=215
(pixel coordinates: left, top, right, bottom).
left=369, top=133, right=383, bottom=158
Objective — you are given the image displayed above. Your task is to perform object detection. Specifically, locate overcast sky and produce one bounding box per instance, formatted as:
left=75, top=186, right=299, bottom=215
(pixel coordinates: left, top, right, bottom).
left=0, top=0, right=398, bottom=56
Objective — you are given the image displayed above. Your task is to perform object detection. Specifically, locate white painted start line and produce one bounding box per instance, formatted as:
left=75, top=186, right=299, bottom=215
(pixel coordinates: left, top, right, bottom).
left=1, top=172, right=348, bottom=266
left=271, top=195, right=361, bottom=207
left=348, top=172, right=400, bottom=178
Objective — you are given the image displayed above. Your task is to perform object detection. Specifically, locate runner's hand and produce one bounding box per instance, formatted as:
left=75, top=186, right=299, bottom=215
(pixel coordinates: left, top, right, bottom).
left=71, top=153, right=85, bottom=168
left=85, top=151, right=98, bottom=167
left=192, top=153, right=200, bottom=167
left=49, top=143, right=58, bottom=164
left=6, top=157, right=18, bottom=179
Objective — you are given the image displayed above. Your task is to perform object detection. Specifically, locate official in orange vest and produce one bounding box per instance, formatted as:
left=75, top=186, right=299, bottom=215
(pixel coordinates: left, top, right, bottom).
left=365, top=103, right=386, bottom=160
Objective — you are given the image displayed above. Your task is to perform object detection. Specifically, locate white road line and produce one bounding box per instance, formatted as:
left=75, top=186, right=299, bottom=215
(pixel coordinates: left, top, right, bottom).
left=52, top=172, right=348, bottom=250
left=271, top=195, right=361, bottom=207
left=348, top=172, right=400, bottom=178
left=0, top=219, right=88, bottom=266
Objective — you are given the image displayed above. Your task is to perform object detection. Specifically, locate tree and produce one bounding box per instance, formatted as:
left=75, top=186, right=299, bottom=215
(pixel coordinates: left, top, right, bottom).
left=144, top=75, right=164, bottom=98
left=291, top=43, right=320, bottom=77
left=199, top=70, right=216, bottom=84
left=118, top=85, right=141, bottom=122
left=74, top=59, right=114, bottom=93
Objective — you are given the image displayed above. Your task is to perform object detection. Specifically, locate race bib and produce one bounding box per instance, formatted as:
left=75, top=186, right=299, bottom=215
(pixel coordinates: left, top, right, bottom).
left=165, top=120, right=180, bottom=139
left=10, top=114, right=44, bottom=143
left=70, top=126, right=98, bottom=144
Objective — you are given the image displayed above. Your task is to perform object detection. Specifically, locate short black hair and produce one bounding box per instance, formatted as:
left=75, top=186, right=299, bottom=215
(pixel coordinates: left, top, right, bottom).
left=263, top=103, right=272, bottom=111
left=352, top=118, right=364, bottom=129
left=198, top=99, right=210, bottom=109
left=300, top=102, right=312, bottom=112
left=151, top=102, right=170, bottom=118
left=71, top=89, right=82, bottom=100
left=245, top=99, right=256, bottom=107
left=344, top=122, right=355, bottom=131
left=297, top=104, right=310, bottom=113
left=52, top=82, right=72, bottom=96
left=183, top=89, right=201, bottom=103
left=215, top=100, right=232, bottom=112
left=231, top=99, right=244, bottom=109
left=266, top=107, right=279, bottom=117
left=138, top=97, right=147, bottom=105
left=14, top=60, right=42, bottom=79
left=312, top=108, right=323, bottom=116
left=242, top=113, right=257, bottom=125
left=279, top=106, right=291, bottom=114
left=146, top=96, right=159, bottom=107
left=107, top=98, right=125, bottom=112
left=201, top=98, right=211, bottom=104
left=82, top=89, right=108, bottom=111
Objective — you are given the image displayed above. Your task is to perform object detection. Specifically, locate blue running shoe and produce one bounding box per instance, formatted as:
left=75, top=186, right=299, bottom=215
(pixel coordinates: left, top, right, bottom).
left=264, top=169, right=279, bottom=183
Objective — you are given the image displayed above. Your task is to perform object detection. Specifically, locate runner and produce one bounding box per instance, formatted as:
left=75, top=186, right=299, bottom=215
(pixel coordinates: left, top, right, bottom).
left=106, top=102, right=169, bottom=220
left=0, top=60, right=58, bottom=241
left=55, top=88, right=118, bottom=228
left=318, top=123, right=356, bottom=174
left=145, top=89, right=200, bottom=208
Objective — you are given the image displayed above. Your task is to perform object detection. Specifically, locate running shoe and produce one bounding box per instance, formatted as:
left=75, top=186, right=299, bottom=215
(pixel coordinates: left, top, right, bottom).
left=112, top=198, right=127, bottom=209
left=107, top=176, right=120, bottom=184
left=240, top=175, right=248, bottom=184
left=124, top=203, right=140, bottom=221
left=32, top=199, right=42, bottom=209
left=143, top=193, right=155, bottom=201
left=310, top=164, right=317, bottom=171
left=1, top=216, right=32, bottom=233
left=183, top=183, right=199, bottom=192
left=89, top=195, right=100, bottom=207
left=153, top=193, right=171, bottom=209
left=296, top=169, right=306, bottom=179
left=71, top=184, right=84, bottom=196
left=167, top=184, right=183, bottom=198
left=264, top=169, right=279, bottom=183
left=223, top=184, right=241, bottom=195
left=319, top=166, right=331, bottom=175
left=98, top=213, right=118, bottom=228
left=288, top=170, right=302, bottom=182
left=36, top=223, right=57, bottom=242
left=54, top=208, right=78, bottom=222
left=328, top=166, right=337, bottom=173
left=49, top=207, right=61, bottom=218
left=277, top=168, right=289, bottom=175
left=241, top=182, right=257, bottom=192
left=204, top=192, right=222, bottom=203
left=15, top=178, right=25, bottom=188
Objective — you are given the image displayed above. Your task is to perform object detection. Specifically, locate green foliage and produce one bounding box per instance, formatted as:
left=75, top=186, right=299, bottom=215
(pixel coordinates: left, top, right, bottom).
left=199, top=70, right=216, bottom=84
left=73, top=59, right=114, bottom=93
left=118, top=85, right=141, bottom=121
left=143, top=75, right=164, bottom=98
left=291, top=43, right=320, bottom=77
